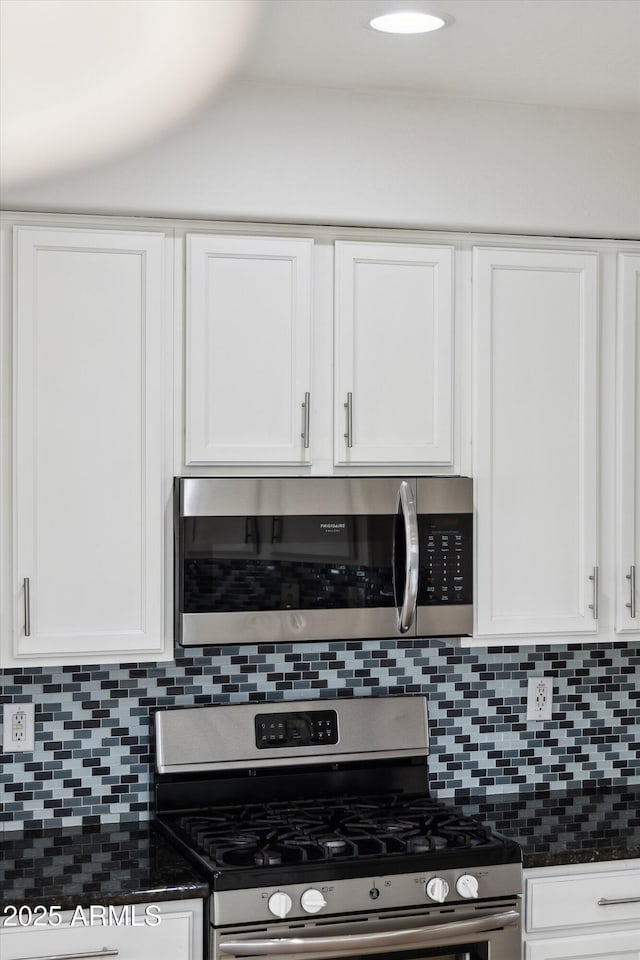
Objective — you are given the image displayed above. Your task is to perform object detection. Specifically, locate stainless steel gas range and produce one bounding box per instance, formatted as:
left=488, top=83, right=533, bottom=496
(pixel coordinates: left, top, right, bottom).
left=154, top=696, right=522, bottom=960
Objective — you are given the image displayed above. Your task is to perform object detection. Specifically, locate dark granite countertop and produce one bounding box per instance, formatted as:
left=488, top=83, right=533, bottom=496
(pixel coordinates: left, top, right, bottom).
left=2, top=785, right=638, bottom=911
left=0, top=821, right=209, bottom=911
left=451, top=784, right=640, bottom=869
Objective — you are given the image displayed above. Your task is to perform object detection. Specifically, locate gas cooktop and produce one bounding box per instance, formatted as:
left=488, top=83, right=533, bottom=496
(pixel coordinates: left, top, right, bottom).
left=158, top=792, right=519, bottom=888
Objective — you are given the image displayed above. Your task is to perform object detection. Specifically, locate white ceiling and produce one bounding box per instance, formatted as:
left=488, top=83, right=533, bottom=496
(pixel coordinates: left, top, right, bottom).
left=237, top=0, right=640, bottom=112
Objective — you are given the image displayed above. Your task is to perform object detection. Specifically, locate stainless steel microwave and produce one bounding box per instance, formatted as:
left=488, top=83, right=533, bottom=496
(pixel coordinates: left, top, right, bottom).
left=174, top=477, right=472, bottom=646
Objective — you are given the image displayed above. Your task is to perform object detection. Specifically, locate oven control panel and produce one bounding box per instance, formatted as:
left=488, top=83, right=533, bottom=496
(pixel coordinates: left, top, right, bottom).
left=255, top=710, right=338, bottom=749
left=212, top=862, right=522, bottom=926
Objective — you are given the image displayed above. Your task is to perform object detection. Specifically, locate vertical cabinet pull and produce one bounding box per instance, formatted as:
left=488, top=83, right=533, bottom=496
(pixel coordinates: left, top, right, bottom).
left=24, top=576, right=31, bottom=637
left=301, top=392, right=311, bottom=449
left=589, top=566, right=599, bottom=620
left=626, top=565, right=637, bottom=618
left=344, top=392, right=353, bottom=448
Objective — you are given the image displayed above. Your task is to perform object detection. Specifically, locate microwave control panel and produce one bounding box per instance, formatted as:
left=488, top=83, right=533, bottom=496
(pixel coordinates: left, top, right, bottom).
left=255, top=710, right=339, bottom=749
left=419, top=514, right=472, bottom=605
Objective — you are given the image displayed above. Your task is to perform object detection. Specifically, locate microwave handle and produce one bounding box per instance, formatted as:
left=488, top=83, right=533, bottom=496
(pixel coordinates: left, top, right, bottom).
left=220, top=910, right=520, bottom=957
left=397, top=481, right=419, bottom=634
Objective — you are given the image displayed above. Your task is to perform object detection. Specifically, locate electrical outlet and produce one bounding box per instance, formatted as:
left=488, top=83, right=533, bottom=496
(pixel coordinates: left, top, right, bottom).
left=526, top=677, right=553, bottom=721
left=3, top=702, right=35, bottom=752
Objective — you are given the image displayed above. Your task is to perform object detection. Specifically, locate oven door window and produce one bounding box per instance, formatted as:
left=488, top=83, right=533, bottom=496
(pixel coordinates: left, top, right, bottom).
left=181, top=514, right=396, bottom=613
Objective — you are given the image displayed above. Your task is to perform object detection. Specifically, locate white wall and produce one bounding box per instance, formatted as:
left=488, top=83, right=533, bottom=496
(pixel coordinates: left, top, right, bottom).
left=3, top=79, right=639, bottom=238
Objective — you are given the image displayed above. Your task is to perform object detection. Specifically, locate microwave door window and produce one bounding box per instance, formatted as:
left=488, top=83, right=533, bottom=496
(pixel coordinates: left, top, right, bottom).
left=269, top=516, right=356, bottom=561
left=183, top=516, right=260, bottom=557
left=182, top=514, right=396, bottom=614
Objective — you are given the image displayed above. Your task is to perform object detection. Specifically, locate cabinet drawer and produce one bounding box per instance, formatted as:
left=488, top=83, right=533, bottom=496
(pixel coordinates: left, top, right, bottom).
left=526, top=929, right=640, bottom=959
left=0, top=899, right=202, bottom=960
left=527, top=869, right=640, bottom=932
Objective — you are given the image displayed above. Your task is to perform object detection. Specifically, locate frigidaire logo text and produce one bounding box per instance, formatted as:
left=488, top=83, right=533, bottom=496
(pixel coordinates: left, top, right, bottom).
left=320, top=522, right=346, bottom=532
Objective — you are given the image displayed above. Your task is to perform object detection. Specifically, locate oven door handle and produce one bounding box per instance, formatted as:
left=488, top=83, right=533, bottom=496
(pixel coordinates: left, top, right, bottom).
left=220, top=910, right=520, bottom=956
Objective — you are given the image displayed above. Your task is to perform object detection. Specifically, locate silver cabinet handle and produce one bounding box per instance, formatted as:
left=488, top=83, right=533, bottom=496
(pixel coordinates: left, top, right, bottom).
left=344, top=392, right=353, bottom=448
left=626, top=565, right=636, bottom=618
left=397, top=481, right=419, bottom=635
left=598, top=896, right=640, bottom=906
left=301, top=392, right=311, bottom=449
left=220, top=911, right=520, bottom=957
left=24, top=576, right=31, bottom=637
left=589, top=566, right=599, bottom=619
left=17, top=950, right=119, bottom=960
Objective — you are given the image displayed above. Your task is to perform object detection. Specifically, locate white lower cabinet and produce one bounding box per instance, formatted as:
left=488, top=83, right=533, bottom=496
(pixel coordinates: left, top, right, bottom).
left=524, top=861, right=640, bottom=960
left=527, top=931, right=640, bottom=960
left=0, top=898, right=203, bottom=960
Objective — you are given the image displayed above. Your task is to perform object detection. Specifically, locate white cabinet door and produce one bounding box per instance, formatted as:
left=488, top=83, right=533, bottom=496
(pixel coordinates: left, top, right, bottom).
left=0, top=898, right=203, bottom=960
left=11, top=227, right=171, bottom=665
left=526, top=930, right=640, bottom=959
left=473, top=247, right=599, bottom=638
left=186, top=234, right=313, bottom=465
left=334, top=241, right=454, bottom=466
left=616, top=253, right=640, bottom=633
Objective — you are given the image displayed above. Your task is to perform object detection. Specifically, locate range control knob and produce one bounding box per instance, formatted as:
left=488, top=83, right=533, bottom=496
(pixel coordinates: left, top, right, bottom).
left=300, top=889, right=327, bottom=914
left=267, top=891, right=293, bottom=919
left=456, top=874, right=479, bottom=899
left=425, top=877, right=449, bottom=903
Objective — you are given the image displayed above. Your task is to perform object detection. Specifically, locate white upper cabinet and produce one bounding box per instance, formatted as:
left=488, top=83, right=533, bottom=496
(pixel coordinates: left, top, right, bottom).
left=616, top=253, right=640, bottom=633
left=334, top=241, right=454, bottom=466
left=9, top=226, right=172, bottom=665
left=473, top=247, right=599, bottom=638
left=186, top=234, right=313, bottom=465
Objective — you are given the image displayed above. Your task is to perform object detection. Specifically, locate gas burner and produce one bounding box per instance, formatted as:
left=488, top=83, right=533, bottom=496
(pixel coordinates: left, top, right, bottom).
left=319, top=838, right=349, bottom=856
left=223, top=833, right=264, bottom=847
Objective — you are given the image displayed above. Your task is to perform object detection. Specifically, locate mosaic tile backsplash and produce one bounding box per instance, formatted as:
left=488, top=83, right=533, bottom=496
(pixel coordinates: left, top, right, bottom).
left=1, top=638, right=638, bottom=831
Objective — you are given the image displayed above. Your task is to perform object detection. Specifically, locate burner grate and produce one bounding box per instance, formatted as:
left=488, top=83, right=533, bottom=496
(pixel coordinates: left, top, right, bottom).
left=172, top=794, right=503, bottom=871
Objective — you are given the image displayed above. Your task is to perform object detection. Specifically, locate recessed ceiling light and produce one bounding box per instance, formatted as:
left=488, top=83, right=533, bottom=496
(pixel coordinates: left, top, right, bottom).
left=368, top=11, right=448, bottom=34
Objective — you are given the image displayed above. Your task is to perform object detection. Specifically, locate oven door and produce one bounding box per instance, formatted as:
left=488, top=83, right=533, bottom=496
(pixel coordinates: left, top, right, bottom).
left=215, top=901, right=521, bottom=960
